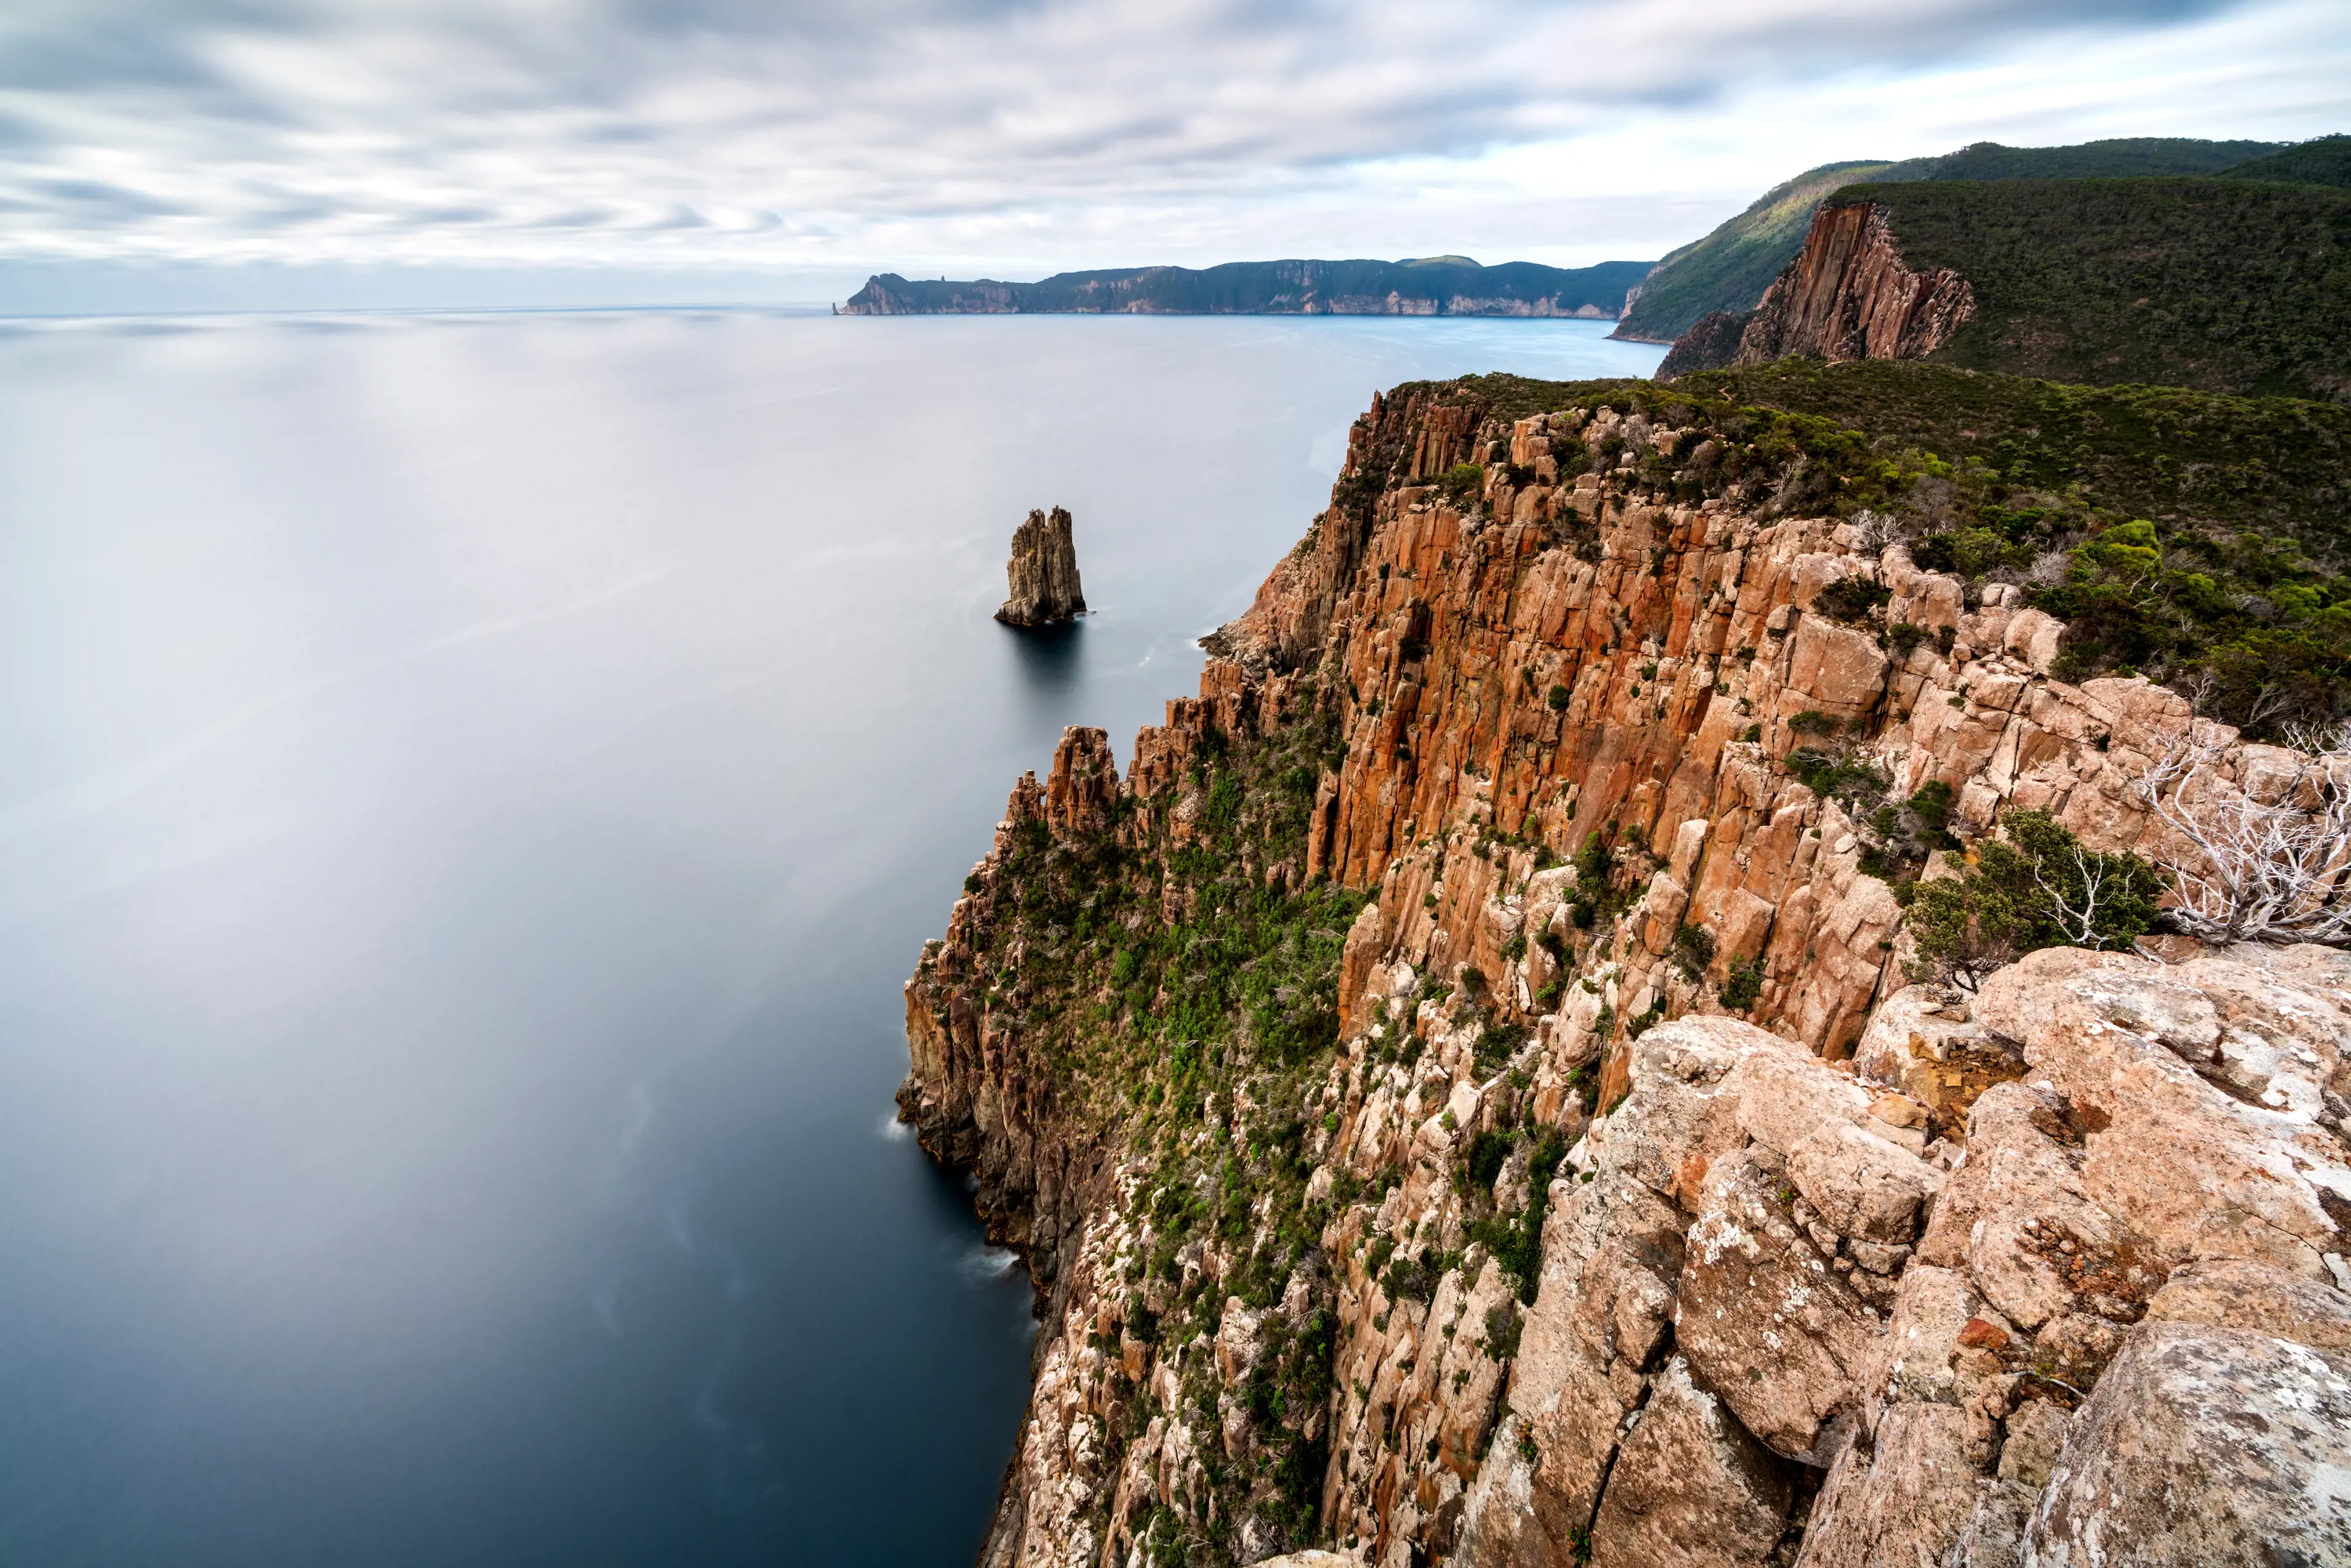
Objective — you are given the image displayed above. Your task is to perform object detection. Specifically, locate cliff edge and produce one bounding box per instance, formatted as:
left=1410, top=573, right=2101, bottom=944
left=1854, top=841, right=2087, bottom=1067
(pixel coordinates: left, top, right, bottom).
left=905, top=373, right=2351, bottom=1566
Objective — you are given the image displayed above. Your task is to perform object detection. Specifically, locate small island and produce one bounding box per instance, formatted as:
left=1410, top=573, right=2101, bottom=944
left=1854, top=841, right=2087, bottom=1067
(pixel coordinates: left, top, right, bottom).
left=995, top=506, right=1085, bottom=626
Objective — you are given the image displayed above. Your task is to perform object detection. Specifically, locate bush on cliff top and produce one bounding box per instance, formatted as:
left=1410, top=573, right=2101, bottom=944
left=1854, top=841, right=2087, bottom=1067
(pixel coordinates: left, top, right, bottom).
left=1908, top=810, right=2164, bottom=989
left=1842, top=176, right=2351, bottom=404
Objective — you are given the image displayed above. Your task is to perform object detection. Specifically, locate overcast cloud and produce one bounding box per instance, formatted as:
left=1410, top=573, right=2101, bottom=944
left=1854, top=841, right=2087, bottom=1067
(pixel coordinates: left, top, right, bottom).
left=1, top=0, right=2345, bottom=288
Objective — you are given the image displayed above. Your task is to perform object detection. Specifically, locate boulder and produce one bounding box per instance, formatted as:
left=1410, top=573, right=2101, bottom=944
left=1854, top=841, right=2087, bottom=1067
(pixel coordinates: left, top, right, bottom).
left=1678, top=1150, right=1879, bottom=1464
left=1589, top=1356, right=1792, bottom=1568
left=2024, top=1322, right=2351, bottom=1566
left=1786, top=1120, right=1943, bottom=1244
left=1795, top=1402, right=1980, bottom=1568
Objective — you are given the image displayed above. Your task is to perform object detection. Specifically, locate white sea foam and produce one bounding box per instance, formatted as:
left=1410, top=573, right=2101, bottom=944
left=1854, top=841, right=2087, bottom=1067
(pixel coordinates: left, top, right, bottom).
left=959, top=1244, right=1020, bottom=1283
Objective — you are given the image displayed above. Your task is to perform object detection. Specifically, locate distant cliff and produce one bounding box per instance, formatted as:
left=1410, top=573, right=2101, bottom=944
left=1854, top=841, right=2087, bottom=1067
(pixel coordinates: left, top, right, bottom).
left=842, top=258, right=1652, bottom=318
left=1659, top=176, right=2351, bottom=403
left=1613, top=136, right=2296, bottom=345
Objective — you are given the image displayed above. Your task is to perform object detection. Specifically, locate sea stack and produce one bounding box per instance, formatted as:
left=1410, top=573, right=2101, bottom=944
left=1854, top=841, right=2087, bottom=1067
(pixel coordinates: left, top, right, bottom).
left=994, top=506, right=1085, bottom=626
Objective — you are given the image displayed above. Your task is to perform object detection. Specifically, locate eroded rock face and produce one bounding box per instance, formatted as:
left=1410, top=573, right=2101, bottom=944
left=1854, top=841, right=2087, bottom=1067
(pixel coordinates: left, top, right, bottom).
left=997, top=505, right=1085, bottom=625
left=904, top=380, right=2351, bottom=1567
left=1657, top=200, right=1976, bottom=377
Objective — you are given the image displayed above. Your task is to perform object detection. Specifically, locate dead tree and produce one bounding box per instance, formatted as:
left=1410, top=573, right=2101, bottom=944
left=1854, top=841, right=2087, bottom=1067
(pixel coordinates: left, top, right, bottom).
left=2132, top=722, right=2351, bottom=945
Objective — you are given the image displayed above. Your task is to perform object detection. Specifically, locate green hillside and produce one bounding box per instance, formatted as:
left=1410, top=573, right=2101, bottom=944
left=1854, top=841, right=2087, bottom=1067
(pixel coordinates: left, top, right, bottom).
left=1614, top=137, right=2290, bottom=342
left=842, top=256, right=1651, bottom=316
left=1635, top=358, right=2351, bottom=732
left=1613, top=161, right=1895, bottom=341
left=2221, top=134, right=2351, bottom=188
left=1918, top=136, right=2284, bottom=181
left=1851, top=176, right=2351, bottom=402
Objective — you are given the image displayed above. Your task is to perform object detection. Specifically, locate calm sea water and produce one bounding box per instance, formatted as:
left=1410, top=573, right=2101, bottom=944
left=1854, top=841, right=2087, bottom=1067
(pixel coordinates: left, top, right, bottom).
left=0, top=310, right=1662, bottom=1566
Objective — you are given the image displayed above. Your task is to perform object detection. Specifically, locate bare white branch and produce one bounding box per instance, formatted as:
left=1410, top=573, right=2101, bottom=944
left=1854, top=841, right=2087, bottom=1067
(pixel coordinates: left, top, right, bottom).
left=2131, top=721, right=2351, bottom=946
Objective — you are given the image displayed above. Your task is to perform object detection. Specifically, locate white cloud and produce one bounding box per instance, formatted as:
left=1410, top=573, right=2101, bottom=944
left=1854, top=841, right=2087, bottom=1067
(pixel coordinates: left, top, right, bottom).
left=0, top=0, right=2341, bottom=279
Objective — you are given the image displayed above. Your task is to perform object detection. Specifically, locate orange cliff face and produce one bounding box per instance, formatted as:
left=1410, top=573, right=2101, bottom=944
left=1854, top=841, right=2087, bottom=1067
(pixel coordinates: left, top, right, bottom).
left=1206, top=382, right=2217, bottom=1085
left=899, top=378, right=2351, bottom=1568
left=1657, top=200, right=1975, bottom=379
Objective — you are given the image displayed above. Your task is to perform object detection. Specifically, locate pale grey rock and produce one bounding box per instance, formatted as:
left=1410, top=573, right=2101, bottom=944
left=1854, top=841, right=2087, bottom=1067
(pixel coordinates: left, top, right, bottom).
left=2023, top=1322, right=2351, bottom=1566
left=2143, top=1254, right=2351, bottom=1354
left=1589, top=1356, right=1792, bottom=1568
left=1795, top=1402, right=1979, bottom=1568
left=1678, top=1150, right=1880, bottom=1464
left=1788, top=1118, right=1944, bottom=1243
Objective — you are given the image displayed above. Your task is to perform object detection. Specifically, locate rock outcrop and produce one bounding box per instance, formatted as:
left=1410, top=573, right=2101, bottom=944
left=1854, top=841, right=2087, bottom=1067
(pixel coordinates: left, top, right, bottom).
left=904, top=377, right=2351, bottom=1566
left=1658, top=200, right=1976, bottom=378
left=997, top=506, right=1086, bottom=626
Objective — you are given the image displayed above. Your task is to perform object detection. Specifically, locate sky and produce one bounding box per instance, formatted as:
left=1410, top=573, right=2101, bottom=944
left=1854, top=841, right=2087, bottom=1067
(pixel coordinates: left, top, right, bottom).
left=1, top=0, right=2345, bottom=310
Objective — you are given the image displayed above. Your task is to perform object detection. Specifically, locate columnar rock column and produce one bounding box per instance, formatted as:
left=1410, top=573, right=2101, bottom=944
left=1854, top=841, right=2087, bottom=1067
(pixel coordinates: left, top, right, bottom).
left=995, top=506, right=1085, bottom=625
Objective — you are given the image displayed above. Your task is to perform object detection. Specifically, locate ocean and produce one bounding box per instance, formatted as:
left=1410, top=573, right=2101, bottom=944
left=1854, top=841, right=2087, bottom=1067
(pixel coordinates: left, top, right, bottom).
left=0, top=308, right=1662, bottom=1566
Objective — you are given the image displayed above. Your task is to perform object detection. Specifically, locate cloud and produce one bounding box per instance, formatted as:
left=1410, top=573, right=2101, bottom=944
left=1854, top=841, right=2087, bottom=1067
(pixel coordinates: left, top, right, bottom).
left=0, top=0, right=2342, bottom=277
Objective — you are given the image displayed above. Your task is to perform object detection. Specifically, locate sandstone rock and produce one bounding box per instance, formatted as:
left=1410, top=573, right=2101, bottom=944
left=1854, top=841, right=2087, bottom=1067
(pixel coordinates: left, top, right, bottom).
left=1679, top=1150, right=1879, bottom=1464
left=1994, top=1397, right=2070, bottom=1490
left=1719, top=199, right=1976, bottom=369
left=1786, top=1119, right=1943, bottom=1244
left=2143, top=1255, right=2351, bottom=1354
left=905, top=380, right=2351, bottom=1568
left=1867, top=1264, right=1978, bottom=1417
left=1947, top=1482, right=2036, bottom=1568
left=1731, top=1048, right=1873, bottom=1160
left=1589, top=1356, right=1792, bottom=1568
left=2024, top=1322, right=2351, bottom=1566
left=995, top=505, right=1085, bottom=625
left=1795, top=1402, right=1979, bottom=1568
left=2001, top=609, right=2064, bottom=675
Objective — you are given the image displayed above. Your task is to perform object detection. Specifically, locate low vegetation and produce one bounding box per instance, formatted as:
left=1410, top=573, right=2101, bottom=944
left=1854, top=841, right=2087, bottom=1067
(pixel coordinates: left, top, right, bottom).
left=1849, top=175, right=2351, bottom=403
left=1675, top=359, right=2351, bottom=734
left=1618, top=136, right=2295, bottom=342
left=1907, top=810, right=2164, bottom=989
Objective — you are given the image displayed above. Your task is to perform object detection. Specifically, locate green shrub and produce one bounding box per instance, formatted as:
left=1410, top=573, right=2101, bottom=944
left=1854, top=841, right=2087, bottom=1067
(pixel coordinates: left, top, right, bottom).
left=1788, top=708, right=1841, bottom=735
left=1719, top=954, right=1766, bottom=1011
left=1459, top=1129, right=1513, bottom=1193
left=1815, top=574, right=1891, bottom=625
left=1670, top=923, right=1717, bottom=980
left=1483, top=1302, right=1523, bottom=1361
left=1908, top=809, right=2164, bottom=988
left=1787, top=746, right=1889, bottom=808
left=1547, top=683, right=1571, bottom=710
left=1574, top=831, right=1614, bottom=889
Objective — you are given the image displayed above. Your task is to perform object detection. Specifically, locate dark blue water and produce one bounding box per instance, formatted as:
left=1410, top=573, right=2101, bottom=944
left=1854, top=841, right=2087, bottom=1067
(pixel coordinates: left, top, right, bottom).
left=0, top=309, right=1662, bottom=1566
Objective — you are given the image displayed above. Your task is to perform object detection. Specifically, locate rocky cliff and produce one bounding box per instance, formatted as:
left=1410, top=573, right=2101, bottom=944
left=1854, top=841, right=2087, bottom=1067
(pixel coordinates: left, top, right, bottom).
left=1661, top=201, right=1976, bottom=378
left=842, top=260, right=1650, bottom=319
left=998, top=507, right=1086, bottom=626
left=903, top=375, right=2351, bottom=1566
